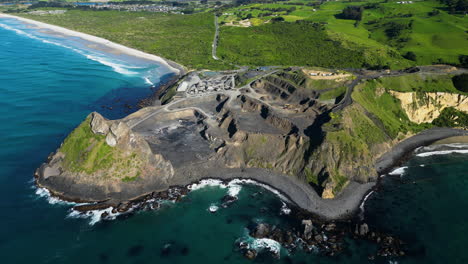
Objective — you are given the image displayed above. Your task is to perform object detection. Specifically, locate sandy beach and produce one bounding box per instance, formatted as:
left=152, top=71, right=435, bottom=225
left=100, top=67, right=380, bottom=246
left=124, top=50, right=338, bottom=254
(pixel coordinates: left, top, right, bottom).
left=0, top=13, right=186, bottom=75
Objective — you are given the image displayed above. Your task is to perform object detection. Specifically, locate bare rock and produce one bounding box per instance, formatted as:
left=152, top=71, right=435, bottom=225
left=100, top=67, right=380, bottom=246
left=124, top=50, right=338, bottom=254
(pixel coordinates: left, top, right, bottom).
left=90, top=112, right=109, bottom=135
left=105, top=133, right=117, bottom=147
left=359, top=223, right=369, bottom=236
left=302, top=219, right=313, bottom=240
left=244, top=249, right=257, bottom=260
left=253, top=223, right=270, bottom=238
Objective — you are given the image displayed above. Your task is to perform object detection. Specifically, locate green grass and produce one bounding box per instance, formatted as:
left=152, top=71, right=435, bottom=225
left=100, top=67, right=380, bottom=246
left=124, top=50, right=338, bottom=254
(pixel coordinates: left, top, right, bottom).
left=218, top=21, right=366, bottom=68
left=319, top=86, right=346, bottom=100
left=379, top=74, right=466, bottom=94
left=58, top=116, right=145, bottom=180
left=18, top=10, right=228, bottom=70
left=59, top=116, right=115, bottom=173
left=352, top=78, right=430, bottom=138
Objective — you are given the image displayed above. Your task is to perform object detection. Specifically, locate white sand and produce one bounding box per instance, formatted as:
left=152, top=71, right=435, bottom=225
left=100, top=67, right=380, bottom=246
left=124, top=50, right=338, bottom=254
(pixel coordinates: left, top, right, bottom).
left=0, top=13, right=183, bottom=74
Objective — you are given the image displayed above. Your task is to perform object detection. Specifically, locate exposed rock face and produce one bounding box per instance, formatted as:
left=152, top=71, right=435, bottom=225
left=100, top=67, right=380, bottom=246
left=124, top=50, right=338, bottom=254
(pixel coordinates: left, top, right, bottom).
left=390, top=91, right=468, bottom=123
left=90, top=112, right=109, bottom=135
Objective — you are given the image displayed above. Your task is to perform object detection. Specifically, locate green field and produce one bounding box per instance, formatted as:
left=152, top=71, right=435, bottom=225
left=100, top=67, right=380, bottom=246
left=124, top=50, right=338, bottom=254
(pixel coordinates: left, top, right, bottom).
left=19, top=10, right=228, bottom=70
left=6, top=0, right=467, bottom=70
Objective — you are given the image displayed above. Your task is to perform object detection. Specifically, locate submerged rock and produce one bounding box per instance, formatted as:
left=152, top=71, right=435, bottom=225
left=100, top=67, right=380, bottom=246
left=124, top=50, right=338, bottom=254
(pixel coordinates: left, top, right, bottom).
left=252, top=223, right=270, bottom=238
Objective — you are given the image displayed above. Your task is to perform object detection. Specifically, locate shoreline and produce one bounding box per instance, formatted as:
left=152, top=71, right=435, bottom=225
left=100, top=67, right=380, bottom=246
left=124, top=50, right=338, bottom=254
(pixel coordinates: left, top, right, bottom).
left=35, top=126, right=468, bottom=221
left=0, top=13, right=187, bottom=75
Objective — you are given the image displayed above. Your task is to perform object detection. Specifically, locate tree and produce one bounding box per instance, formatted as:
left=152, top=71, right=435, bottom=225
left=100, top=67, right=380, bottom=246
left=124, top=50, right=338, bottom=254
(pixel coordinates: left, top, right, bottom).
left=403, top=51, right=417, bottom=61
left=459, top=55, right=468, bottom=68
left=339, top=6, right=364, bottom=21
left=271, top=16, right=285, bottom=22
left=452, top=74, right=468, bottom=92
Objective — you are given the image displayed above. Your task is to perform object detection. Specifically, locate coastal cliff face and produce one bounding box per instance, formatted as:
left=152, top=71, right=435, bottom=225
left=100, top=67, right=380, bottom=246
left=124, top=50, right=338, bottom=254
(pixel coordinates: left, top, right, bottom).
left=390, top=91, right=468, bottom=124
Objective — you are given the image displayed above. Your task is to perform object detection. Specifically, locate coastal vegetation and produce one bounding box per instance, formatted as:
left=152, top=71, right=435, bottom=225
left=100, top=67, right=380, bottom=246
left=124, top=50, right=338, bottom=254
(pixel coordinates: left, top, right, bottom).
left=59, top=116, right=145, bottom=181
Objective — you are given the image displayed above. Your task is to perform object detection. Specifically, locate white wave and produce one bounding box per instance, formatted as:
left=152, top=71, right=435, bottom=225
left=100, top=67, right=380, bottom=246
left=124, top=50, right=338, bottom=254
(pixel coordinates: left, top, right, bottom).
left=251, top=238, right=282, bottom=256
left=144, top=77, right=154, bottom=86
left=227, top=182, right=242, bottom=197
left=35, top=187, right=76, bottom=205
left=208, top=204, right=219, bottom=213
left=86, top=54, right=140, bottom=75
left=188, top=179, right=226, bottom=191
left=416, top=149, right=468, bottom=157
left=0, top=22, right=150, bottom=78
left=388, top=166, right=408, bottom=176
left=67, top=206, right=121, bottom=226
left=358, top=191, right=375, bottom=220
left=227, top=179, right=290, bottom=202
left=280, top=202, right=291, bottom=215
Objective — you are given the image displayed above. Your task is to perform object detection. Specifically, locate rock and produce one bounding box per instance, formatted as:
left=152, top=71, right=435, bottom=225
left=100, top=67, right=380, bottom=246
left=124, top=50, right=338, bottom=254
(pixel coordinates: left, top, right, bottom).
left=324, top=223, right=336, bottom=232
left=90, top=112, right=109, bottom=135
left=253, top=223, right=270, bottom=238
left=359, top=223, right=369, bottom=236
left=42, top=165, right=61, bottom=179
left=285, top=231, right=294, bottom=244
left=244, top=249, right=257, bottom=260
left=221, top=195, right=238, bottom=207
left=301, top=219, right=313, bottom=240
left=110, top=121, right=131, bottom=142
left=101, top=211, right=109, bottom=218
left=314, top=234, right=323, bottom=243
left=105, top=133, right=117, bottom=147
left=116, top=202, right=131, bottom=213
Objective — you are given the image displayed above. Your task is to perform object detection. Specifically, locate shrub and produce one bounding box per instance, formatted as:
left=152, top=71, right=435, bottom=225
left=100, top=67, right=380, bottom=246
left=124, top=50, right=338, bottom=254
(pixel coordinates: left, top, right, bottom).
left=452, top=74, right=468, bottom=92
left=403, top=51, right=417, bottom=61
left=338, top=6, right=364, bottom=21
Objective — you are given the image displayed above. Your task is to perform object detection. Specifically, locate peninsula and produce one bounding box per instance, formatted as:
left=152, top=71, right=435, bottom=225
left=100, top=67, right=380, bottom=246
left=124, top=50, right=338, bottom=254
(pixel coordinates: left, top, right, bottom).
left=2, top=4, right=466, bottom=220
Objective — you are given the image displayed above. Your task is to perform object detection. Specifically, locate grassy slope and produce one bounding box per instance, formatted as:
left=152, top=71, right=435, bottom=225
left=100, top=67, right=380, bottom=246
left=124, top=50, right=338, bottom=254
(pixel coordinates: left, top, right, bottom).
left=218, top=21, right=366, bottom=68
left=362, top=0, right=468, bottom=65
left=19, top=10, right=227, bottom=70
left=59, top=116, right=143, bottom=181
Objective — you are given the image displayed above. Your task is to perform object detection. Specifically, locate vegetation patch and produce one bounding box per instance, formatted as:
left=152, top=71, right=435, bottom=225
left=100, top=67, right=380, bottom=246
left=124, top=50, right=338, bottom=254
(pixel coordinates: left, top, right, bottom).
left=59, top=116, right=145, bottom=180
left=432, top=107, right=468, bottom=129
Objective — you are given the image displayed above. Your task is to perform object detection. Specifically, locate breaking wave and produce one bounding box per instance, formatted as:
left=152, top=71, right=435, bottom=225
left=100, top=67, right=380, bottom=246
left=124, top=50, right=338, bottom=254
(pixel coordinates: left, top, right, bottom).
left=0, top=21, right=157, bottom=81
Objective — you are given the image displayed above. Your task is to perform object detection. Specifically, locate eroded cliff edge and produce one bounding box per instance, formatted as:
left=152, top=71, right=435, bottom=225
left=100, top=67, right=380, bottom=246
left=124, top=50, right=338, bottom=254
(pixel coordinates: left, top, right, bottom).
left=36, top=66, right=468, bottom=219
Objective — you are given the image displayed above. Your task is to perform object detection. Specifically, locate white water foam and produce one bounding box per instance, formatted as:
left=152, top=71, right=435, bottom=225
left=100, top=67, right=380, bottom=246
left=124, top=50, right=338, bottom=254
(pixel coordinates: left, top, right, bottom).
left=358, top=190, right=375, bottom=220
left=251, top=238, right=282, bottom=256
left=35, top=187, right=76, bottom=206
left=280, top=202, right=291, bottom=215
left=208, top=204, right=219, bottom=213
left=388, top=166, right=408, bottom=176
left=0, top=22, right=151, bottom=79
left=416, top=149, right=468, bottom=157
left=67, top=207, right=121, bottom=226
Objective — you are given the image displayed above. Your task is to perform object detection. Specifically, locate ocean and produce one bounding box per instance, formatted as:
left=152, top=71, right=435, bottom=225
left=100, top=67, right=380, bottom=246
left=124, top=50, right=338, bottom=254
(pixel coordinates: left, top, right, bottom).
left=1, top=17, right=467, bottom=264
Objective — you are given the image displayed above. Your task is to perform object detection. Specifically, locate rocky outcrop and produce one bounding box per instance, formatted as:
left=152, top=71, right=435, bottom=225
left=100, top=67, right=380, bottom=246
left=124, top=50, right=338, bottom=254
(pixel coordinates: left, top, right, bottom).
left=35, top=112, right=174, bottom=202
left=390, top=91, right=468, bottom=123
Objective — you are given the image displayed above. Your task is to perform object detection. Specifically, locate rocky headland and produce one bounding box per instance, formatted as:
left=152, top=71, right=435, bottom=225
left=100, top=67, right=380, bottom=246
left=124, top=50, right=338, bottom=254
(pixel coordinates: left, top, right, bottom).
left=35, top=65, right=468, bottom=220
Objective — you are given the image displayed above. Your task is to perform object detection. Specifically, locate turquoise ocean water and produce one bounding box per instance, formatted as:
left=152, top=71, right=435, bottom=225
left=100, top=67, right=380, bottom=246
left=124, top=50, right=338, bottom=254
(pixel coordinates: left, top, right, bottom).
left=1, top=17, right=467, bottom=264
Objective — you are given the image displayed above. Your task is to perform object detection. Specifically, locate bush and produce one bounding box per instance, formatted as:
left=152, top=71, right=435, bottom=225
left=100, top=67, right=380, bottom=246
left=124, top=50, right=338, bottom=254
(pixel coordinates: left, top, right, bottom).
left=459, top=55, right=468, bottom=68
left=452, top=74, right=468, bottom=92
left=338, top=6, right=364, bottom=21
left=432, top=107, right=468, bottom=128
left=271, top=16, right=285, bottom=22
left=403, top=51, right=417, bottom=61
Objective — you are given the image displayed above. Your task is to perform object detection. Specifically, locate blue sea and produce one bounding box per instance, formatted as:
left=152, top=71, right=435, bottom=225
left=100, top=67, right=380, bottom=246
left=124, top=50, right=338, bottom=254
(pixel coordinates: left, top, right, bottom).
left=1, top=17, right=468, bottom=264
